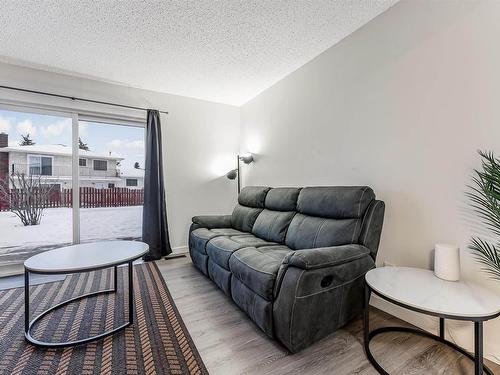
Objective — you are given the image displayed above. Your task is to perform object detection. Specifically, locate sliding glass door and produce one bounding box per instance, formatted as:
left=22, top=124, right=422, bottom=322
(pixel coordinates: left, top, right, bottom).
left=0, top=107, right=144, bottom=276
left=78, top=120, right=144, bottom=244
left=0, top=108, right=74, bottom=275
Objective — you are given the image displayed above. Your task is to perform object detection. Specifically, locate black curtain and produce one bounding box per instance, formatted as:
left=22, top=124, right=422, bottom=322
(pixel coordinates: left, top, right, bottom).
left=142, top=109, right=172, bottom=260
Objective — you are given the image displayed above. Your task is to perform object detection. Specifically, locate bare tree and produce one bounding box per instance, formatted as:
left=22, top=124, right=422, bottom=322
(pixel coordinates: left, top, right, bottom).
left=0, top=172, right=55, bottom=226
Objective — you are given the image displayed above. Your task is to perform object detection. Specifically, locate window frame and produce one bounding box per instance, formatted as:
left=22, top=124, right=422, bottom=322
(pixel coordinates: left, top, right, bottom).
left=79, top=158, right=87, bottom=167
left=27, top=154, right=54, bottom=176
left=93, top=159, right=108, bottom=171
left=126, top=178, right=138, bottom=187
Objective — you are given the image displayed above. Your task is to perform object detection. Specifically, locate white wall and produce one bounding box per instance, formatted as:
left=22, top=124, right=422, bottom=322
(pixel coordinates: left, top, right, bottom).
left=0, top=62, right=240, bottom=251
left=240, top=0, right=500, bottom=364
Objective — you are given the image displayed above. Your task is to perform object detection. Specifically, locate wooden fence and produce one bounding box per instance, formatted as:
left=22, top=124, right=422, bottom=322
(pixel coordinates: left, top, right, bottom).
left=0, top=187, right=144, bottom=211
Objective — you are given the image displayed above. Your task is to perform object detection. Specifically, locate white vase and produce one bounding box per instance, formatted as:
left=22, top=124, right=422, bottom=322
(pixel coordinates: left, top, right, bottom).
left=434, top=243, right=460, bottom=281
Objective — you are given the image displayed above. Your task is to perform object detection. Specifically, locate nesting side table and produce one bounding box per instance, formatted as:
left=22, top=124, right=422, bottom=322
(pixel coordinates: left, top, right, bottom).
left=364, top=267, right=500, bottom=375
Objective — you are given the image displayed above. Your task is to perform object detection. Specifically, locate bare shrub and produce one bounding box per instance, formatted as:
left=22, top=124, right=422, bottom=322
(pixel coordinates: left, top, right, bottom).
left=0, top=172, right=55, bottom=226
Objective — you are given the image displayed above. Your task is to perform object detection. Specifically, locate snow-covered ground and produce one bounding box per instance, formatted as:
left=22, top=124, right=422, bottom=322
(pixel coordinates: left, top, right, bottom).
left=0, top=206, right=142, bottom=267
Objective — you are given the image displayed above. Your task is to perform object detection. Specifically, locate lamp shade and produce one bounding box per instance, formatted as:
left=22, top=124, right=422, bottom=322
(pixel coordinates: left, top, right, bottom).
left=226, top=169, right=237, bottom=180
left=239, top=154, right=254, bottom=164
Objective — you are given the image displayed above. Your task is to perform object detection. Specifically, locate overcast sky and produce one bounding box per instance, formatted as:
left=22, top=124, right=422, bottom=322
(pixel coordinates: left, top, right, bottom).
left=0, top=109, right=145, bottom=172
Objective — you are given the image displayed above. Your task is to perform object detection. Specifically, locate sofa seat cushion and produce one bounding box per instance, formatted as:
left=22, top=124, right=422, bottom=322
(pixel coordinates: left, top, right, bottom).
left=229, top=245, right=292, bottom=301
left=207, top=235, right=277, bottom=270
left=190, top=227, right=249, bottom=255
left=231, top=276, right=274, bottom=336
left=208, top=258, right=232, bottom=296
left=229, top=234, right=275, bottom=247
left=211, top=228, right=246, bottom=236
left=191, top=228, right=221, bottom=255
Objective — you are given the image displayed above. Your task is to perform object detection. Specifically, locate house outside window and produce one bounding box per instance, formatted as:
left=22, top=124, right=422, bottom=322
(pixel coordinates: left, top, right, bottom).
left=108, top=183, right=115, bottom=188
left=28, top=155, right=52, bottom=176
left=126, top=178, right=138, bottom=187
left=79, top=158, right=87, bottom=167
left=93, top=159, right=107, bottom=171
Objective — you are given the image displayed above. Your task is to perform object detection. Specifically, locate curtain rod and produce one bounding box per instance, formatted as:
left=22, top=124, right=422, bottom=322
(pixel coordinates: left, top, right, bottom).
left=0, top=85, right=168, bottom=115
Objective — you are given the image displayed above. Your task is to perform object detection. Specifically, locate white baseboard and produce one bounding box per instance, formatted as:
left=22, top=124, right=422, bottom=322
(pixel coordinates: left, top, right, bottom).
left=171, top=245, right=188, bottom=254
left=0, top=264, right=24, bottom=278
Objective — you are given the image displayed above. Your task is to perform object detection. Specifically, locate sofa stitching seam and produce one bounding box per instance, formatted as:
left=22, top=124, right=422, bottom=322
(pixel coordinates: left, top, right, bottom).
left=191, top=231, right=220, bottom=240
left=363, top=201, right=380, bottom=244
left=207, top=241, right=240, bottom=253
left=268, top=212, right=280, bottom=241
left=296, top=252, right=368, bottom=269
left=312, top=219, right=327, bottom=249
left=289, top=269, right=306, bottom=349
left=351, top=187, right=368, bottom=243
left=358, top=187, right=369, bottom=218
left=282, top=212, right=297, bottom=245
left=296, top=272, right=366, bottom=298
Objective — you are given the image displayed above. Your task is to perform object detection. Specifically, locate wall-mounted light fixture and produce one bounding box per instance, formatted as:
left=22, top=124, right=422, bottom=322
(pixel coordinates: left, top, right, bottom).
left=226, top=153, right=254, bottom=194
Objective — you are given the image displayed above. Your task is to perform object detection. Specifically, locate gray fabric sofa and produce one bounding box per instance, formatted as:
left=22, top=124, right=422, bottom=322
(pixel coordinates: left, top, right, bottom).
left=188, top=186, right=385, bottom=352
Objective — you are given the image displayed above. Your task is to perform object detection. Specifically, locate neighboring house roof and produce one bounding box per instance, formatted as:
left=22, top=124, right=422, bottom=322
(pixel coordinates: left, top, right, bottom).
left=34, top=176, right=123, bottom=182
left=119, top=167, right=145, bottom=179
left=0, top=144, right=124, bottom=161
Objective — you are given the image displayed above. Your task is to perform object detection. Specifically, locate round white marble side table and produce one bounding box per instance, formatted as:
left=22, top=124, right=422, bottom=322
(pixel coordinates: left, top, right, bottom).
left=364, top=267, right=500, bottom=375
left=24, top=240, right=149, bottom=348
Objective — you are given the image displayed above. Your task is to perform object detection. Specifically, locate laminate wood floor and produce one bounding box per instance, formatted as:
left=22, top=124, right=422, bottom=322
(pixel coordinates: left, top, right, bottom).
left=156, top=256, right=500, bottom=375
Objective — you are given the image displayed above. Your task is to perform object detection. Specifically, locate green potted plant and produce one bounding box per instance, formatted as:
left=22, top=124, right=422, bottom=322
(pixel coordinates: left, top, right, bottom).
left=467, top=151, right=500, bottom=280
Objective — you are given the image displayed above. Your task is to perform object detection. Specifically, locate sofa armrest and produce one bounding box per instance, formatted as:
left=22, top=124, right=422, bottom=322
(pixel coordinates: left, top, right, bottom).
left=274, top=244, right=374, bottom=352
left=283, top=244, right=371, bottom=270
left=191, top=215, right=232, bottom=229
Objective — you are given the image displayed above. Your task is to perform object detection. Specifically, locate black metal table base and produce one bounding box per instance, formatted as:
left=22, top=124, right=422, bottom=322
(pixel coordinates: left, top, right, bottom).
left=364, top=285, right=493, bottom=375
left=25, top=261, right=134, bottom=348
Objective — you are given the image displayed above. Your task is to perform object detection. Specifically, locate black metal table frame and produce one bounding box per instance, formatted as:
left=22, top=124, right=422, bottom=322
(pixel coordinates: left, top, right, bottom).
left=25, top=259, right=137, bottom=348
left=364, top=283, right=500, bottom=375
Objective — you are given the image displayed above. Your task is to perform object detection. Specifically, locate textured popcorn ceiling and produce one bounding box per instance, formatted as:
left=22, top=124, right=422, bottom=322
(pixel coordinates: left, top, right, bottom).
left=0, top=0, right=398, bottom=106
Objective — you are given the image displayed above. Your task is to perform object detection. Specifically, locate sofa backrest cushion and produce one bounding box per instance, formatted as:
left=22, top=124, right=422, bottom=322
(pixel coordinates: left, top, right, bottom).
left=285, top=186, right=375, bottom=250
left=231, top=186, right=271, bottom=232
left=250, top=187, right=300, bottom=243
left=297, top=186, right=374, bottom=219
left=252, top=209, right=296, bottom=243
left=285, top=214, right=361, bottom=249
left=238, top=186, right=270, bottom=208
left=265, top=187, right=301, bottom=211
left=231, top=205, right=263, bottom=232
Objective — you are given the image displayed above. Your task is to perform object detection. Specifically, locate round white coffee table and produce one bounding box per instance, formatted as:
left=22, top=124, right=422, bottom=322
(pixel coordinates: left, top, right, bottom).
left=364, top=267, right=500, bottom=375
left=24, top=240, right=149, bottom=348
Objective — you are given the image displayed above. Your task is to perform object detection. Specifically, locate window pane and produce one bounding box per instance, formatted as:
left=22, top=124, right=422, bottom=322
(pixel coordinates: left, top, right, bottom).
left=79, top=121, right=144, bottom=244
left=0, top=109, right=73, bottom=275
left=93, top=160, right=107, bottom=171
left=28, top=155, right=41, bottom=175
left=79, top=158, right=86, bottom=167
left=126, top=178, right=138, bottom=187
left=41, top=156, right=52, bottom=176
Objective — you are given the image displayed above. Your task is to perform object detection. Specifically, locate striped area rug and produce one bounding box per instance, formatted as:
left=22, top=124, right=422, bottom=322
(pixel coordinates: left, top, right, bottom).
left=0, top=262, right=208, bottom=375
